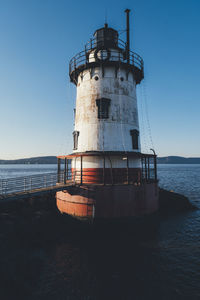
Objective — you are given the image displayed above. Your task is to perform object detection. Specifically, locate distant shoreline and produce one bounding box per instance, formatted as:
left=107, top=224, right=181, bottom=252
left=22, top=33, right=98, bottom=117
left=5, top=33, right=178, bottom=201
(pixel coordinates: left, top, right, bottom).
left=0, top=156, right=200, bottom=165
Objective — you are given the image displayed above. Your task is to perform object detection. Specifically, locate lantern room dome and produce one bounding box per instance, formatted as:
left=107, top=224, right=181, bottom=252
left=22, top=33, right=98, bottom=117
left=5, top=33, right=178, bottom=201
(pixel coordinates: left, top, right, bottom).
left=93, top=24, right=119, bottom=49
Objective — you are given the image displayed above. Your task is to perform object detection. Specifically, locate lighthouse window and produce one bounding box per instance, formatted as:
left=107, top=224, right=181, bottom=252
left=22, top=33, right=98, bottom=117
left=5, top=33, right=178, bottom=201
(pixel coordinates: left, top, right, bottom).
left=73, top=131, right=79, bottom=150
left=94, top=76, right=99, bottom=81
left=96, top=98, right=111, bottom=119
left=130, top=129, right=139, bottom=150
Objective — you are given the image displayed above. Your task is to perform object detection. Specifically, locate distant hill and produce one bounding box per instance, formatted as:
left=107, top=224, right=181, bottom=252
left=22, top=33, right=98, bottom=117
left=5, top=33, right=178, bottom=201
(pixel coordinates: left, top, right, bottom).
left=157, top=156, right=200, bottom=164
left=0, top=155, right=199, bottom=164
left=0, top=156, right=58, bottom=164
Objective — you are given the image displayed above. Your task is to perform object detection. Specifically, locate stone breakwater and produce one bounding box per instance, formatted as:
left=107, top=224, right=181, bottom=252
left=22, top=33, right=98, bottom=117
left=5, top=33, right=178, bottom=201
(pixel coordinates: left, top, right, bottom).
left=159, top=188, right=196, bottom=214
left=0, top=187, right=196, bottom=214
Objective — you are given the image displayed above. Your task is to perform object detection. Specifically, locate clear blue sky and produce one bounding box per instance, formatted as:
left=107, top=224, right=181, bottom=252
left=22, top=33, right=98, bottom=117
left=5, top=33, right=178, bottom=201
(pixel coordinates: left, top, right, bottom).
left=0, top=0, right=199, bottom=159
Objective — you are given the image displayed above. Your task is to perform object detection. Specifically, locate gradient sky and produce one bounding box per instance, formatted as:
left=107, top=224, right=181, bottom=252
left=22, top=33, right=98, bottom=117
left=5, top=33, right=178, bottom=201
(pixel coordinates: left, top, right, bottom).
left=0, top=0, right=200, bottom=159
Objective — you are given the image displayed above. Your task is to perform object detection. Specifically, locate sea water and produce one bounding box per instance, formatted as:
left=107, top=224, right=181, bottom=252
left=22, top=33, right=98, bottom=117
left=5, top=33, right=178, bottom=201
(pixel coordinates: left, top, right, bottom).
left=0, top=164, right=57, bottom=179
left=0, top=164, right=199, bottom=298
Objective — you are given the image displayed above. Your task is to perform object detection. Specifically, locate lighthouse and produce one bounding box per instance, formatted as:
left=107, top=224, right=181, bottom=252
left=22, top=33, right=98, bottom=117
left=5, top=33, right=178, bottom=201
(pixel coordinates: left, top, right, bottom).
left=56, top=10, right=158, bottom=221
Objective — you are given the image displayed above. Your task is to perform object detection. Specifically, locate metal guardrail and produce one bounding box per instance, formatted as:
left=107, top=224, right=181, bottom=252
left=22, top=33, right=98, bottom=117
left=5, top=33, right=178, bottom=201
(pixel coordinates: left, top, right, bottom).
left=0, top=158, right=156, bottom=196
left=57, top=155, right=157, bottom=186
left=84, top=37, right=127, bottom=52
left=69, top=48, right=143, bottom=77
left=69, top=37, right=144, bottom=80
left=0, top=172, right=64, bottom=196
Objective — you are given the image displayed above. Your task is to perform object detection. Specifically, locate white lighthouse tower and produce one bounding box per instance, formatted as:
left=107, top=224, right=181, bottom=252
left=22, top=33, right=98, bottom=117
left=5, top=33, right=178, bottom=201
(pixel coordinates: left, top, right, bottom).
left=56, top=10, right=158, bottom=220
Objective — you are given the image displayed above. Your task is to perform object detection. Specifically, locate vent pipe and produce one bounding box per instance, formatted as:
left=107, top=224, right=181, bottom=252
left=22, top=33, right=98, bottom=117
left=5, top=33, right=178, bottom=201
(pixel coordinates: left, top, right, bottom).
left=125, top=9, right=130, bottom=64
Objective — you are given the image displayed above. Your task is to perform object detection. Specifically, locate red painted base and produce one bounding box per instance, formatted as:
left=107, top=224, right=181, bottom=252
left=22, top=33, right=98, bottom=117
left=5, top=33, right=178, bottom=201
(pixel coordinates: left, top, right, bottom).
left=56, top=182, right=159, bottom=220
left=72, top=168, right=141, bottom=184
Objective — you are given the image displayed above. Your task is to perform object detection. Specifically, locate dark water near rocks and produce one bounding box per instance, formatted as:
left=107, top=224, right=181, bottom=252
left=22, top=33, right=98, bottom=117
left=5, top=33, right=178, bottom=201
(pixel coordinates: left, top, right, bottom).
left=0, top=164, right=200, bottom=299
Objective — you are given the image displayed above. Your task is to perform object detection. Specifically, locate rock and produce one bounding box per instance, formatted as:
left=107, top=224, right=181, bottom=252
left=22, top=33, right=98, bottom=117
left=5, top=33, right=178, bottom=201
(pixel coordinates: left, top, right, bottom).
left=159, top=188, right=197, bottom=215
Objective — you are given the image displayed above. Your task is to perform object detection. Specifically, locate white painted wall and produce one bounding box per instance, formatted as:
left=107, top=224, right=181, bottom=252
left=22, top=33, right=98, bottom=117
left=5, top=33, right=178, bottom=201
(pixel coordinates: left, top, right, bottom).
left=73, top=66, right=141, bottom=153
left=72, top=156, right=141, bottom=169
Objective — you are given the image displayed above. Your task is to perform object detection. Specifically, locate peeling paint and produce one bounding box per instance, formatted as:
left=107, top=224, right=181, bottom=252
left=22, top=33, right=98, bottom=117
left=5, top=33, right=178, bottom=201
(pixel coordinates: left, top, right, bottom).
left=74, top=66, right=140, bottom=153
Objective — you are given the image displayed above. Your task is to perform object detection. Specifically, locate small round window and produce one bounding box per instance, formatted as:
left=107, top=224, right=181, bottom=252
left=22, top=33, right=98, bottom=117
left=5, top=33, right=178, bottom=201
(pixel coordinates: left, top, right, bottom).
left=94, top=76, right=99, bottom=81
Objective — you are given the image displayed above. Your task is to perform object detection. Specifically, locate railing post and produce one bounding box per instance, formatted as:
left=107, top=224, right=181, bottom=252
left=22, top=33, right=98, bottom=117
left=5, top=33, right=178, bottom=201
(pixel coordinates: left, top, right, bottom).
left=2, top=180, right=4, bottom=194
left=80, top=156, right=83, bottom=185
left=148, top=157, right=150, bottom=180
left=138, top=170, right=141, bottom=184
left=51, top=174, right=53, bottom=186
left=57, top=158, right=61, bottom=183
left=5, top=181, right=7, bottom=194
left=126, top=155, right=129, bottom=184
left=154, top=155, right=157, bottom=181
left=141, top=156, right=143, bottom=181
left=109, top=157, right=114, bottom=185
left=67, top=159, right=69, bottom=180
left=24, top=178, right=26, bottom=192
left=145, top=157, right=147, bottom=181
left=64, top=158, right=66, bottom=184
left=44, top=175, right=47, bottom=188
left=85, top=45, right=87, bottom=63
left=103, top=155, right=105, bottom=185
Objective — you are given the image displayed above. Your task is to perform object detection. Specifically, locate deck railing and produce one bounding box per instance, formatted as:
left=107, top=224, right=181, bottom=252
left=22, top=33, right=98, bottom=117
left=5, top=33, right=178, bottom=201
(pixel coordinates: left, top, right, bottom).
left=69, top=36, right=144, bottom=84
left=57, top=155, right=157, bottom=186
left=69, top=47, right=143, bottom=79
left=0, top=172, right=65, bottom=196
left=0, top=155, right=157, bottom=196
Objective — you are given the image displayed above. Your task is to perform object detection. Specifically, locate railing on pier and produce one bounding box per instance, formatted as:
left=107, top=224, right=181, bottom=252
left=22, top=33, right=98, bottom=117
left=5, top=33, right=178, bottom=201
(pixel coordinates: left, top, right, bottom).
left=0, top=153, right=157, bottom=196
left=0, top=172, right=69, bottom=196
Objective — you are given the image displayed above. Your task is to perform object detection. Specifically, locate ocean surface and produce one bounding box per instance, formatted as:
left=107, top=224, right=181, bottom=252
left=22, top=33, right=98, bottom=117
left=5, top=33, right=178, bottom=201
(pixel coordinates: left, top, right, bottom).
left=0, top=164, right=200, bottom=299
left=0, top=164, right=58, bottom=179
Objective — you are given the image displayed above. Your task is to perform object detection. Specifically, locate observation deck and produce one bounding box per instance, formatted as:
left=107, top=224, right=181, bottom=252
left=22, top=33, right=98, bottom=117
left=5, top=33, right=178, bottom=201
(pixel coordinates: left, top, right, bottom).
left=69, top=26, right=144, bottom=85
